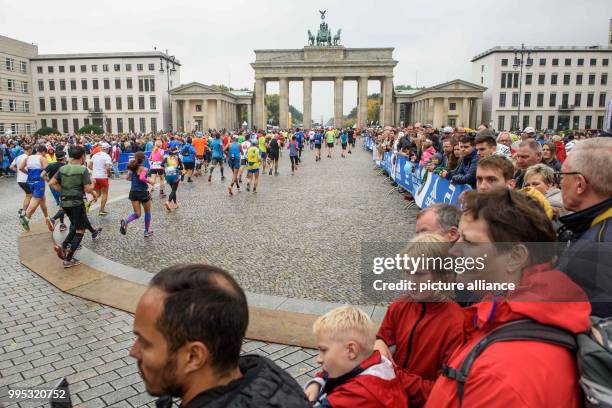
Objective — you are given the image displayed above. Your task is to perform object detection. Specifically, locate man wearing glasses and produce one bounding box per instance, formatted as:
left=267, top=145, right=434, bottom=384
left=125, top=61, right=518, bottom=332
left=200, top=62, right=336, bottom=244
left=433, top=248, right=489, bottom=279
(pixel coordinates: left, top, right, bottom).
left=556, top=138, right=612, bottom=317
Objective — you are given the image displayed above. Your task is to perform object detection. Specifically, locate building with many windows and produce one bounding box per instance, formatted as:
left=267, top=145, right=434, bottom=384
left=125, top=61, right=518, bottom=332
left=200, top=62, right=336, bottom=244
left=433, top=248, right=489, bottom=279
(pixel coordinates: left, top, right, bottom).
left=31, top=52, right=180, bottom=134
left=0, top=35, right=37, bottom=135
left=473, top=39, right=612, bottom=131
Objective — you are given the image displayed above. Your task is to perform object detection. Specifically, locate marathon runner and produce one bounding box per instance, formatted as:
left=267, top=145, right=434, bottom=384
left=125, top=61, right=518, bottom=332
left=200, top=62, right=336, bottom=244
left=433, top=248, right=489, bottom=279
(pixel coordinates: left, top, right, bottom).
left=340, top=130, right=348, bottom=158
left=313, top=128, right=323, bottom=162
left=288, top=135, right=299, bottom=175
left=89, top=142, right=113, bottom=215
left=120, top=151, right=155, bottom=237
left=209, top=133, right=225, bottom=182
left=180, top=138, right=197, bottom=183
left=226, top=136, right=242, bottom=196
left=267, top=134, right=280, bottom=176
left=18, top=144, right=53, bottom=232
left=43, top=149, right=67, bottom=232
left=238, top=136, right=251, bottom=184
left=10, top=144, right=32, bottom=228
left=258, top=132, right=268, bottom=175
left=246, top=139, right=261, bottom=193
left=163, top=147, right=183, bottom=212
left=148, top=140, right=166, bottom=196
left=325, top=128, right=335, bottom=158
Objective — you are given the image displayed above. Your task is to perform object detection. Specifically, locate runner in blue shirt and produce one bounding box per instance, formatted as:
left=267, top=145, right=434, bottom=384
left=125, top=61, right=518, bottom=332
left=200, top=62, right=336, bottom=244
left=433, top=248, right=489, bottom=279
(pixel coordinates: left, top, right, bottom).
left=226, top=135, right=242, bottom=196
left=313, top=129, right=323, bottom=162
left=294, top=128, right=304, bottom=164
left=208, top=133, right=225, bottom=183
left=180, top=138, right=197, bottom=183
left=340, top=131, right=349, bottom=158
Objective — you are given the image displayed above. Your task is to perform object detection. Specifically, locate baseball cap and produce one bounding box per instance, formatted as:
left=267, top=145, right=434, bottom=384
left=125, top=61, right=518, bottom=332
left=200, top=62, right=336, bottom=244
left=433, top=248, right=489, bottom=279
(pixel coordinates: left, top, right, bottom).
left=101, top=142, right=110, bottom=150
left=523, top=127, right=535, bottom=134
left=442, top=126, right=453, bottom=134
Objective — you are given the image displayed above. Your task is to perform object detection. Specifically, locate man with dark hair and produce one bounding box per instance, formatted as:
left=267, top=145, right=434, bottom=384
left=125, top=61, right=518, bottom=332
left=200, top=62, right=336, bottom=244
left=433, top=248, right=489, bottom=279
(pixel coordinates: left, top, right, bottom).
left=476, top=155, right=516, bottom=192
left=415, top=203, right=461, bottom=242
left=474, top=131, right=497, bottom=159
left=130, top=264, right=310, bottom=408
left=441, top=135, right=478, bottom=188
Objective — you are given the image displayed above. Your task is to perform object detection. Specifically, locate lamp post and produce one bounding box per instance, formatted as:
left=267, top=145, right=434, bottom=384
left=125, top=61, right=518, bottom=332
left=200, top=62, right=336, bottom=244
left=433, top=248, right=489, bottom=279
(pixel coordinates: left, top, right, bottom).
left=512, top=43, right=532, bottom=132
left=158, top=49, right=177, bottom=132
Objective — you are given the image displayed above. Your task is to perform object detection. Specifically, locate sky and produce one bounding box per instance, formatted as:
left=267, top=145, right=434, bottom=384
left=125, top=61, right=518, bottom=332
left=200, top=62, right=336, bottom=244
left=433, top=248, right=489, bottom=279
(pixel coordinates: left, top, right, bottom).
left=2, top=0, right=611, bottom=121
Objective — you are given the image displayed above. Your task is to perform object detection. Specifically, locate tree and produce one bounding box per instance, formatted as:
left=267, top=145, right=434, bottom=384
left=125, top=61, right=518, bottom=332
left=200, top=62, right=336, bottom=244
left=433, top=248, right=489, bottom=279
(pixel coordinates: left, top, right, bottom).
left=264, top=94, right=303, bottom=126
left=34, top=127, right=60, bottom=136
left=210, top=84, right=251, bottom=92
left=289, top=105, right=303, bottom=123
left=368, top=99, right=381, bottom=124
left=78, top=124, right=104, bottom=135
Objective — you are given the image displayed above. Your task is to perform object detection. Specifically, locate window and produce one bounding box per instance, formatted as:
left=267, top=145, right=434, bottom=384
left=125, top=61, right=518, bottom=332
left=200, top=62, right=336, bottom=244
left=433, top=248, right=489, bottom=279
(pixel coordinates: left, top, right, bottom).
left=572, top=116, right=580, bottom=130
left=574, top=93, right=582, bottom=107
left=7, top=79, right=15, bottom=91
left=597, top=116, right=604, bottom=129
left=588, top=74, right=596, bottom=85
left=576, top=74, right=583, bottom=85
left=21, top=81, right=28, bottom=93
left=114, top=64, right=120, bottom=72
left=59, top=79, right=66, bottom=91
left=103, top=79, right=110, bottom=90
left=38, top=80, right=44, bottom=91
left=39, top=98, right=46, bottom=111
left=0, top=99, right=2, bottom=111
left=73, top=118, right=79, bottom=132
left=537, top=93, right=544, bottom=107
left=552, top=58, right=559, bottom=66
left=70, top=80, right=77, bottom=90
left=510, top=115, right=519, bottom=131
left=547, top=115, right=555, bottom=130
left=69, top=65, right=75, bottom=73
left=137, top=64, right=143, bottom=71
left=5, top=57, right=14, bottom=71
left=82, top=97, right=89, bottom=110
left=501, top=73, right=506, bottom=88
left=561, top=93, right=569, bottom=107
left=549, top=93, right=557, bottom=107
left=602, top=73, right=608, bottom=86
left=71, top=97, right=78, bottom=110
left=126, top=64, right=132, bottom=71
left=61, top=97, right=67, bottom=111
left=50, top=97, right=56, bottom=111
left=59, top=65, right=65, bottom=73
left=41, top=119, right=47, bottom=128
left=103, top=64, right=109, bottom=72
left=115, top=78, right=121, bottom=89
left=150, top=96, right=156, bottom=110
left=93, top=97, right=100, bottom=111
left=551, top=74, right=558, bottom=85
left=500, top=91, right=507, bottom=107
left=126, top=78, right=133, bottom=89
left=104, top=96, right=111, bottom=110
left=590, top=58, right=596, bottom=66
left=449, top=102, right=456, bottom=110
left=128, top=118, right=135, bottom=132
left=511, top=92, right=519, bottom=107
left=535, top=115, right=542, bottom=130
left=117, top=118, right=123, bottom=133
left=501, top=58, right=508, bottom=66
left=577, top=58, right=584, bottom=66
left=148, top=63, right=154, bottom=71
left=151, top=117, right=157, bottom=133
left=80, top=65, right=86, bottom=72
left=138, top=78, right=155, bottom=92
left=564, top=58, right=571, bottom=66
left=106, top=118, right=111, bottom=133
left=92, top=65, right=97, bottom=72
left=127, top=96, right=134, bottom=110
left=539, top=58, right=546, bottom=66
left=25, top=124, right=31, bottom=134
left=599, top=93, right=607, bottom=108
left=84, top=118, right=90, bottom=126
left=195, top=104, right=202, bottom=112
left=525, top=73, right=532, bottom=85
left=138, top=96, right=145, bottom=110
left=20, top=61, right=27, bottom=73
left=538, top=73, right=545, bottom=85
left=81, top=79, right=87, bottom=90
left=92, top=79, right=99, bottom=90
left=23, top=101, right=29, bottom=113
left=140, top=117, right=146, bottom=132
left=150, top=79, right=155, bottom=92
left=48, top=65, right=54, bottom=73
left=563, top=73, right=570, bottom=85
left=587, top=93, right=594, bottom=107
left=48, top=80, right=55, bottom=91
left=522, top=115, right=529, bottom=130
left=116, top=96, right=122, bottom=110
left=524, top=92, right=531, bottom=107
left=585, top=115, right=592, bottom=129
left=603, top=59, right=609, bottom=66
left=9, top=100, right=16, bottom=112
left=12, top=123, right=18, bottom=133
left=37, top=66, right=43, bottom=74
left=62, top=119, right=69, bottom=133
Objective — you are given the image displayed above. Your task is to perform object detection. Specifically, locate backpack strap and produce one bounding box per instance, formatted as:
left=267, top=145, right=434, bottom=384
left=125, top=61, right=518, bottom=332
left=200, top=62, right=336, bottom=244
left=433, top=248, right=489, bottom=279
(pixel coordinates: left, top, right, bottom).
left=442, top=319, right=577, bottom=406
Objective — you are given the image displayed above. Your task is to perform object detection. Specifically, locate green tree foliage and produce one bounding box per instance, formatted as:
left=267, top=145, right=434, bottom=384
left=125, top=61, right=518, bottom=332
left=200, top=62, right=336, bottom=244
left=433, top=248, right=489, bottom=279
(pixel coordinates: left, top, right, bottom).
left=264, top=94, right=303, bottom=126
left=77, top=124, right=104, bottom=135
left=34, top=127, right=60, bottom=136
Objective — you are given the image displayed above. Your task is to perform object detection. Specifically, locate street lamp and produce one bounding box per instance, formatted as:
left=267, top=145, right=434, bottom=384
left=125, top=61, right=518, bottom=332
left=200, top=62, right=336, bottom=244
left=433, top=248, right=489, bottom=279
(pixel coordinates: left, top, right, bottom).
left=512, top=43, right=532, bottom=132
left=158, top=49, right=177, bottom=132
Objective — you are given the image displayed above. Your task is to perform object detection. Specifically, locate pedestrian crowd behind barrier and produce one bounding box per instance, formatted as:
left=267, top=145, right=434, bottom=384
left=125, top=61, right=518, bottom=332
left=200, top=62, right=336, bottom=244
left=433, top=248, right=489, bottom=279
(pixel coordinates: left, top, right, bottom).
left=363, top=136, right=472, bottom=208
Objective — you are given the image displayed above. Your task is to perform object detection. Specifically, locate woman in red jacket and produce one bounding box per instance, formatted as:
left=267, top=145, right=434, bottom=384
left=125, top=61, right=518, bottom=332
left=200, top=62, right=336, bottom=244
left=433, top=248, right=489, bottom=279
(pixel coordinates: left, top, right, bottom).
left=375, top=232, right=466, bottom=407
left=425, top=189, right=590, bottom=408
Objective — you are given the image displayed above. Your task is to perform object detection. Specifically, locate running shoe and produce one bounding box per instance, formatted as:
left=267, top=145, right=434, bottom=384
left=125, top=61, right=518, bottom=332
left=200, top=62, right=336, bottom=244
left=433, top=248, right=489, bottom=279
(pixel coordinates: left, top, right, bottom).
left=253, top=187, right=257, bottom=193
left=46, top=218, right=55, bottom=232
left=53, top=244, right=65, bottom=260
left=120, top=220, right=127, bottom=235
left=144, top=230, right=154, bottom=238
left=221, top=176, right=226, bottom=181
left=246, top=184, right=250, bottom=192
left=174, top=202, right=180, bottom=209
left=19, top=215, right=30, bottom=231
left=99, top=210, right=109, bottom=216
left=63, top=258, right=81, bottom=268
left=228, top=186, right=233, bottom=196
left=208, top=175, right=212, bottom=182
left=268, top=169, right=273, bottom=175
left=164, top=201, right=172, bottom=212
left=59, top=223, right=67, bottom=232
left=91, top=228, right=102, bottom=240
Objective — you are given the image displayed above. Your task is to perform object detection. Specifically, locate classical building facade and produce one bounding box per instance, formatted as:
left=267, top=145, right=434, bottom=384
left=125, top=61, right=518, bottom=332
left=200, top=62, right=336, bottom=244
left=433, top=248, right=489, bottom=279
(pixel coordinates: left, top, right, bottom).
left=0, top=35, right=37, bottom=135
left=473, top=21, right=612, bottom=131
left=169, top=82, right=252, bottom=131
left=31, top=52, right=180, bottom=134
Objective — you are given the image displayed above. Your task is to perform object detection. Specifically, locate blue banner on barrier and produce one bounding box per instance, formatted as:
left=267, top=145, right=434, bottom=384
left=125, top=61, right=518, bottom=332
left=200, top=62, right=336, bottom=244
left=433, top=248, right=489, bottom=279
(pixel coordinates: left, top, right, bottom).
left=365, top=137, right=471, bottom=208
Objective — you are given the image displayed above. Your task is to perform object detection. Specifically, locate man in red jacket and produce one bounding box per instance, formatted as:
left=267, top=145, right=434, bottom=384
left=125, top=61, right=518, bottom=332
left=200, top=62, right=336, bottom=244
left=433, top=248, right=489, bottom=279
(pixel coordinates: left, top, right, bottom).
left=425, top=189, right=591, bottom=408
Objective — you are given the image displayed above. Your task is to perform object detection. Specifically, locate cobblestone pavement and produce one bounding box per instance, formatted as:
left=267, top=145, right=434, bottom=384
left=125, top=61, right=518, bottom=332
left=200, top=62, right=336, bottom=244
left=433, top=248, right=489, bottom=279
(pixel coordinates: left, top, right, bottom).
left=86, top=145, right=418, bottom=304
left=0, top=178, right=320, bottom=408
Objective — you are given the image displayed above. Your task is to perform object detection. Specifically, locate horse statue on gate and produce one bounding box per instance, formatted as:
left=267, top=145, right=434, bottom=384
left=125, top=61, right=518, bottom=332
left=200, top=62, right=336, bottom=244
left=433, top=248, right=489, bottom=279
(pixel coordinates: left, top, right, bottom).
left=333, top=29, right=341, bottom=45
left=316, top=22, right=332, bottom=46
left=307, top=30, right=315, bottom=46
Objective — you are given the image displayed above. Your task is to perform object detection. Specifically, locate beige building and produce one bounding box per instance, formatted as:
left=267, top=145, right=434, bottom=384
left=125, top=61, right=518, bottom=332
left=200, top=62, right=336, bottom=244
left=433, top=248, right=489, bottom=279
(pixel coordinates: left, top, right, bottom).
left=0, top=35, right=37, bottom=135
left=395, top=79, right=486, bottom=128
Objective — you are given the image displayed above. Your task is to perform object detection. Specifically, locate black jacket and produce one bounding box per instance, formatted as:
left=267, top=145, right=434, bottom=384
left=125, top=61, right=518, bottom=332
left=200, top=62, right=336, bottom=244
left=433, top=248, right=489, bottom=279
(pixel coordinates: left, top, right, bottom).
left=557, top=198, right=612, bottom=317
left=157, top=355, right=310, bottom=408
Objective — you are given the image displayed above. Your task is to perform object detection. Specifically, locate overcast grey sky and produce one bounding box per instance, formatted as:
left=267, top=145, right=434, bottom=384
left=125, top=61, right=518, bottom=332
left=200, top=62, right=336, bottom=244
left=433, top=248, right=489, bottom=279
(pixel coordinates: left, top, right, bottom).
left=3, top=0, right=611, bottom=121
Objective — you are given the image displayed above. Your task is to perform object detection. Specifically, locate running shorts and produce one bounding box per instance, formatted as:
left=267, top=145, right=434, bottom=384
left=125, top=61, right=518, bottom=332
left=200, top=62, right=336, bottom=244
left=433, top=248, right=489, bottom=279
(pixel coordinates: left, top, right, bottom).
left=260, top=152, right=267, bottom=159
left=129, top=190, right=151, bottom=203
left=94, top=178, right=109, bottom=190
left=183, top=162, right=195, bottom=170
left=247, top=168, right=259, bottom=174
left=18, top=182, right=31, bottom=194
left=240, top=158, right=247, bottom=166
left=228, top=157, right=240, bottom=170
left=327, top=142, right=334, bottom=148
left=268, top=152, right=279, bottom=161
left=203, top=151, right=212, bottom=161
left=29, top=181, right=45, bottom=199
left=149, top=168, right=164, bottom=175
left=341, top=143, right=347, bottom=149
left=211, top=157, right=224, bottom=166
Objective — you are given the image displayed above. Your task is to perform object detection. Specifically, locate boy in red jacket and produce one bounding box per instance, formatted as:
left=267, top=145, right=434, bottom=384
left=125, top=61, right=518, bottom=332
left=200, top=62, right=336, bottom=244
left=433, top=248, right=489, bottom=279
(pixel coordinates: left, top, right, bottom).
left=304, top=306, right=408, bottom=408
